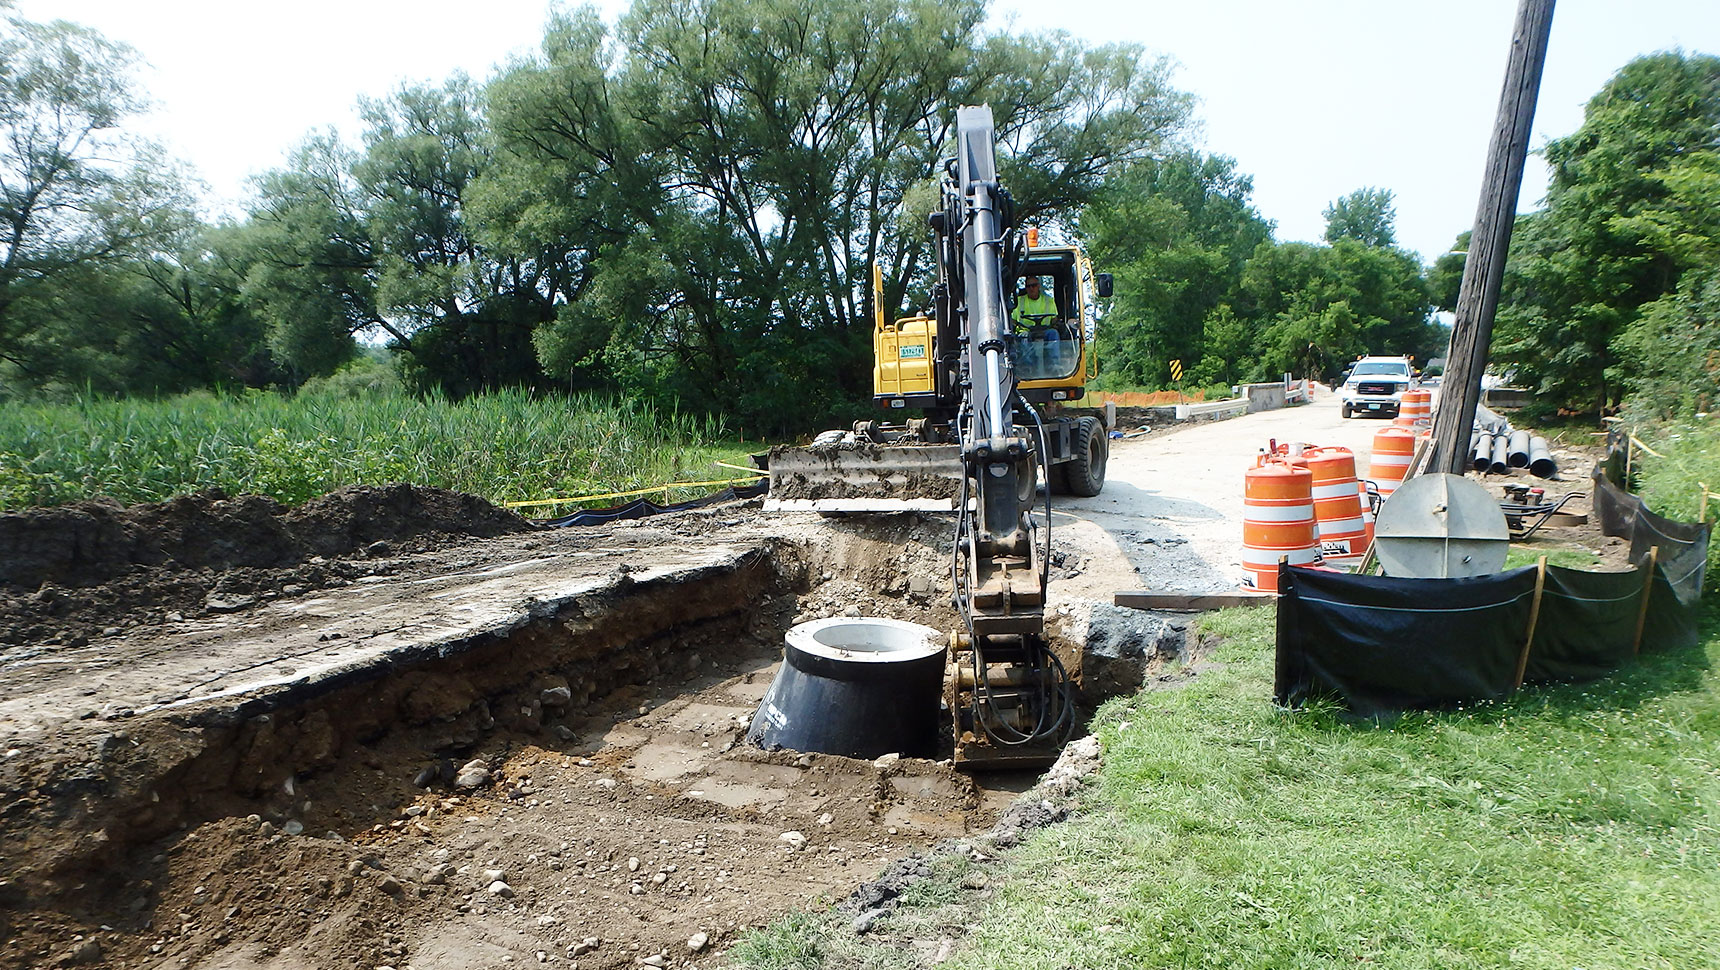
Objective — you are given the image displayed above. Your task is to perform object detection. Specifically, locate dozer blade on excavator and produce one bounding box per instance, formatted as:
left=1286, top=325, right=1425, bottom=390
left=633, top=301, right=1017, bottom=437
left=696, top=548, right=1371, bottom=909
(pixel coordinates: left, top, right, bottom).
left=763, top=440, right=964, bottom=513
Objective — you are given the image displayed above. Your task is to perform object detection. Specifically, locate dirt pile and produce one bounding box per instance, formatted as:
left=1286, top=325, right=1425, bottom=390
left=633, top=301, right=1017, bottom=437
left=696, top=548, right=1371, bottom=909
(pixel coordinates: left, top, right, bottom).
left=0, top=485, right=530, bottom=648
left=0, top=485, right=528, bottom=591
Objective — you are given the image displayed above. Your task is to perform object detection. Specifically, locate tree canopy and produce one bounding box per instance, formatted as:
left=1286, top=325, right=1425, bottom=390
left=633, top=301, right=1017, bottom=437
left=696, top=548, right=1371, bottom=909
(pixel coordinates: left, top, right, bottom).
left=1493, top=50, right=1720, bottom=415
left=0, top=12, right=193, bottom=380
left=1322, top=187, right=1397, bottom=249
left=1086, top=160, right=1439, bottom=390
left=1, top=4, right=1707, bottom=430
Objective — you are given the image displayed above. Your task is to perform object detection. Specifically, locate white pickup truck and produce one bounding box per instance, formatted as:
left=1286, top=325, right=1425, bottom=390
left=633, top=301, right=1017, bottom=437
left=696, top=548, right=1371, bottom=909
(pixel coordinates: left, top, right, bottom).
left=1340, top=356, right=1415, bottom=418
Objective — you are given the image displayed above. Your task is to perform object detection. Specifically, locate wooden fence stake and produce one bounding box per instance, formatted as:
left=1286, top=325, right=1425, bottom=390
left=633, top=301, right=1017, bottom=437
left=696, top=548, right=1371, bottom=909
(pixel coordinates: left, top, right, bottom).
left=1513, top=556, right=1547, bottom=690
left=1632, top=546, right=1660, bottom=656
left=1628, top=434, right=1664, bottom=459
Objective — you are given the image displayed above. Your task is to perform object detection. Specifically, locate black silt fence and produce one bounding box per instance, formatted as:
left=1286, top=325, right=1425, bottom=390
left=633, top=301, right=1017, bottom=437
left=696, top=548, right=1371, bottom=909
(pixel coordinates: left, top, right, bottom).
left=1274, top=556, right=1698, bottom=715
left=1276, top=431, right=1709, bottom=714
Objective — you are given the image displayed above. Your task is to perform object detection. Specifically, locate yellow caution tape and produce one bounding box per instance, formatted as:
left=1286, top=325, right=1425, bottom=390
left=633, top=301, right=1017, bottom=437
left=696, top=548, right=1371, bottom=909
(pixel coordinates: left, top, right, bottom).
left=712, top=460, right=767, bottom=475
left=502, top=475, right=764, bottom=510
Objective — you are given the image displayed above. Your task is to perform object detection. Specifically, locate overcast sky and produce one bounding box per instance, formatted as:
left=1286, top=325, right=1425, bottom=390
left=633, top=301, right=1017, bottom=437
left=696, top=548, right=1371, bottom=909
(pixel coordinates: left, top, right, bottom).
left=15, top=0, right=1720, bottom=263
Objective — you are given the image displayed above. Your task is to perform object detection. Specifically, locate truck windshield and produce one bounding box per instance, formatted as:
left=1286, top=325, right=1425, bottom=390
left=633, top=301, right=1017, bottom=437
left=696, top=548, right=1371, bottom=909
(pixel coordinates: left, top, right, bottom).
left=1353, top=362, right=1408, bottom=377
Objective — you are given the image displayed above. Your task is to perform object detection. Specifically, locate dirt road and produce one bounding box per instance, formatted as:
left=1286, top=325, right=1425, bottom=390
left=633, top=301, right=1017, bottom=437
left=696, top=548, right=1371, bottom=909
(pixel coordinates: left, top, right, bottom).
left=1051, top=384, right=1387, bottom=597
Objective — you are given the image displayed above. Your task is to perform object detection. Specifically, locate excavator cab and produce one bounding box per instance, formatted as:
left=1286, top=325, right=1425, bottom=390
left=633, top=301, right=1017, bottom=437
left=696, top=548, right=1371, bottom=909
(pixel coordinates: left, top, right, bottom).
left=871, top=243, right=1110, bottom=408
left=1011, top=247, right=1108, bottom=392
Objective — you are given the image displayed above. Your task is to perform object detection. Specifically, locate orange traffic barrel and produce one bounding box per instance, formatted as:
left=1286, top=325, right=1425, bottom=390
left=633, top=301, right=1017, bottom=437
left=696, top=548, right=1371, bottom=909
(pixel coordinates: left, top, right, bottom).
left=1367, top=426, right=1417, bottom=499
left=1241, top=461, right=1320, bottom=592
left=1394, top=388, right=1432, bottom=427
left=1306, top=446, right=1370, bottom=558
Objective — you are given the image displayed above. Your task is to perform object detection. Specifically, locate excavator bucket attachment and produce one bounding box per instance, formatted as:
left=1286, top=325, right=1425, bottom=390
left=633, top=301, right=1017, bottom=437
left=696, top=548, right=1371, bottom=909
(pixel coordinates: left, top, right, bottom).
left=764, top=441, right=963, bottom=513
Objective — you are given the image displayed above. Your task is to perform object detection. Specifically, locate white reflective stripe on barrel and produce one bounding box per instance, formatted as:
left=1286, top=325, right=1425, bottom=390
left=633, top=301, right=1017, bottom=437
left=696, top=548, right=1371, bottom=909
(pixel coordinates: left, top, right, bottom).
left=1316, top=515, right=1366, bottom=536
left=1313, top=481, right=1359, bottom=499
left=1241, top=545, right=1321, bottom=566
left=1241, top=503, right=1315, bottom=522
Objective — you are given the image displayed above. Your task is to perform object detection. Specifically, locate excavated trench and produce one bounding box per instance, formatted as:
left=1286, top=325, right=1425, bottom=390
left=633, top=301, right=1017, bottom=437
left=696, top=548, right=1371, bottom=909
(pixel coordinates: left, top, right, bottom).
left=2, top=512, right=1182, bottom=969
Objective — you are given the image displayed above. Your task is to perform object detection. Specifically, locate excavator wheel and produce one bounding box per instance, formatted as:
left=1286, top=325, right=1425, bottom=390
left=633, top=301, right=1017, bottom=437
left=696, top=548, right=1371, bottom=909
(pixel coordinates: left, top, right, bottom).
left=1064, top=416, right=1107, bottom=497
left=1045, top=458, right=1071, bottom=495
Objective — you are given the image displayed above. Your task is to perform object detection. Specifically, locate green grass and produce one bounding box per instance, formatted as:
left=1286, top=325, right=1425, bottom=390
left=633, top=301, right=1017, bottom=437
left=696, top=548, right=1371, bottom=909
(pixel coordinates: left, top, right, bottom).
left=950, top=606, right=1720, bottom=970
left=1633, top=416, right=1720, bottom=592
left=1504, top=545, right=1602, bottom=571
left=730, top=604, right=1720, bottom=969
left=0, top=388, right=759, bottom=512
left=725, top=913, right=831, bottom=970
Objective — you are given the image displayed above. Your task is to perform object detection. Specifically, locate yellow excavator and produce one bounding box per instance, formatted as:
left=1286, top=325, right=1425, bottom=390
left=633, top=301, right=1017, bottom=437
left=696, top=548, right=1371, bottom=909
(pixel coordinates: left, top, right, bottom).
left=765, top=105, right=1112, bottom=768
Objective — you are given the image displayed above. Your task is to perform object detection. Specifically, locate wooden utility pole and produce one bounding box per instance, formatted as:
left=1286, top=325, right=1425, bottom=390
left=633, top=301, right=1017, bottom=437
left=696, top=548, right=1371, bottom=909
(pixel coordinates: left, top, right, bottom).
left=1430, top=0, right=1557, bottom=474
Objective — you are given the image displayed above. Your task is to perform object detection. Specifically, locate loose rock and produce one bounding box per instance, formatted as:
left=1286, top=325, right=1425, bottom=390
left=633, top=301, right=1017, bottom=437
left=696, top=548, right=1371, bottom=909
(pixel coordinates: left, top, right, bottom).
left=204, top=593, right=257, bottom=613
left=454, top=759, right=492, bottom=790
left=852, top=908, right=886, bottom=935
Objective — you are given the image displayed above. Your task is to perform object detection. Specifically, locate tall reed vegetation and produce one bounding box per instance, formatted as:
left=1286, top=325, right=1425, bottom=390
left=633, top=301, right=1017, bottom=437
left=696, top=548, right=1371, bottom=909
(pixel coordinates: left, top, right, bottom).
left=0, top=388, right=746, bottom=511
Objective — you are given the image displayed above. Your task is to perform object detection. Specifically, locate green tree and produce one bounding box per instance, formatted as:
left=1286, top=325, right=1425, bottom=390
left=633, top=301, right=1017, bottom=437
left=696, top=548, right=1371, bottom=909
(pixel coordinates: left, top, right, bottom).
left=0, top=11, right=192, bottom=375
left=1322, top=187, right=1397, bottom=248
left=357, top=77, right=554, bottom=396
left=1237, top=238, right=1434, bottom=382
left=1615, top=267, right=1720, bottom=419
left=479, top=0, right=1191, bottom=431
left=1084, top=153, right=1272, bottom=388
left=11, top=235, right=276, bottom=395
left=1495, top=51, right=1720, bottom=414
left=236, top=135, right=379, bottom=382
left=1428, top=230, right=1470, bottom=312
left=469, top=8, right=660, bottom=396
left=1088, top=161, right=1436, bottom=390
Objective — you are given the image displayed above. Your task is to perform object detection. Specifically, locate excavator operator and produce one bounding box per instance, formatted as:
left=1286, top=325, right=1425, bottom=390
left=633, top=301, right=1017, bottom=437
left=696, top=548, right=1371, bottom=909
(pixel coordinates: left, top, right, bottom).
left=1012, top=276, right=1061, bottom=342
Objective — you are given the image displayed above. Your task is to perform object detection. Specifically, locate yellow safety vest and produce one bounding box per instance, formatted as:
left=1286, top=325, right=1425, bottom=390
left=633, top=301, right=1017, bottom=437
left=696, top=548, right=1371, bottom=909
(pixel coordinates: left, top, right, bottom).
left=1013, top=291, right=1058, bottom=326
